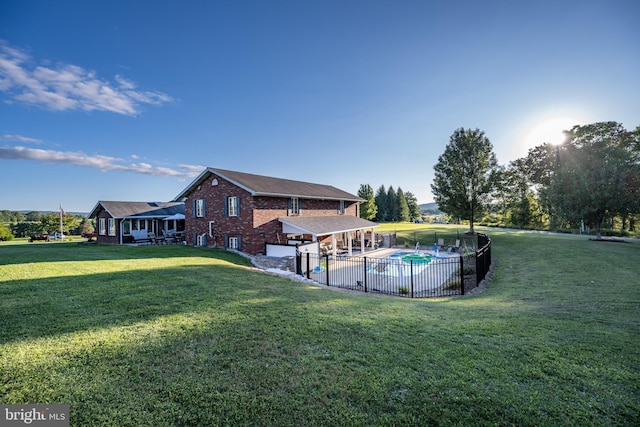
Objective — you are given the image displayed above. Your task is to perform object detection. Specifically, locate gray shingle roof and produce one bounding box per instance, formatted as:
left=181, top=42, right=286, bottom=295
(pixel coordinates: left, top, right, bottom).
left=174, top=168, right=363, bottom=202
left=88, top=201, right=184, bottom=219
left=279, top=215, right=378, bottom=237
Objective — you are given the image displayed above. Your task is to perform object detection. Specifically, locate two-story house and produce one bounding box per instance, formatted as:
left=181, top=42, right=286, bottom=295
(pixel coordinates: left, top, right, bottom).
left=173, top=168, right=378, bottom=256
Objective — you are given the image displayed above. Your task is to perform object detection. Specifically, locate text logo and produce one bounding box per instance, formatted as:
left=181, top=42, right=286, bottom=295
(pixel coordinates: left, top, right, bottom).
left=1, top=405, right=69, bottom=427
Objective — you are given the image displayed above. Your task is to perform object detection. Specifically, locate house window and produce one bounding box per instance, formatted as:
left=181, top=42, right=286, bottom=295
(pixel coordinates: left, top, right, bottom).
left=228, top=236, right=239, bottom=249
left=338, top=200, right=345, bottom=215
left=196, top=233, right=207, bottom=247
left=290, top=197, right=299, bottom=215
left=99, top=218, right=106, bottom=235
left=123, top=220, right=131, bottom=235
left=108, top=218, right=116, bottom=236
left=227, top=196, right=238, bottom=217
left=195, top=199, right=205, bottom=217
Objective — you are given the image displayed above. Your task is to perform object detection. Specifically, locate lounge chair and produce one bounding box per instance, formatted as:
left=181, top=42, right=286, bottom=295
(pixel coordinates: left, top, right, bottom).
left=374, top=262, right=388, bottom=273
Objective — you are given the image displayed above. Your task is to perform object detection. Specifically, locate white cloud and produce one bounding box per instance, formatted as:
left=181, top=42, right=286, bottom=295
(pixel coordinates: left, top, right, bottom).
left=178, top=163, right=207, bottom=173
left=0, top=145, right=201, bottom=178
left=0, top=134, right=42, bottom=143
left=0, top=40, right=172, bottom=115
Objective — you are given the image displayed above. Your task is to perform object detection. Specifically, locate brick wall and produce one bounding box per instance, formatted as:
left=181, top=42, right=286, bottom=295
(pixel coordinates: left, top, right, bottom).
left=95, top=210, right=121, bottom=244
left=184, top=171, right=360, bottom=255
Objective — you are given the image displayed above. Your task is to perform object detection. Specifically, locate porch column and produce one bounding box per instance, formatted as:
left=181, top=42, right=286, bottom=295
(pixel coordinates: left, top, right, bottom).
left=360, top=229, right=365, bottom=253
left=347, top=232, right=353, bottom=256
left=371, top=228, right=376, bottom=249
left=331, top=233, right=337, bottom=258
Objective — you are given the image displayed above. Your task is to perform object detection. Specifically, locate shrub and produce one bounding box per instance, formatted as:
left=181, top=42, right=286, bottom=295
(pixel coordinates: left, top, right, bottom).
left=0, top=223, right=14, bottom=241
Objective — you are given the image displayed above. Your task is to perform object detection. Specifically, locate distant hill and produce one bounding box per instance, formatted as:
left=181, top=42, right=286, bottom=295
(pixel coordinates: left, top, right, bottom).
left=17, top=210, right=89, bottom=217
left=419, top=203, right=441, bottom=213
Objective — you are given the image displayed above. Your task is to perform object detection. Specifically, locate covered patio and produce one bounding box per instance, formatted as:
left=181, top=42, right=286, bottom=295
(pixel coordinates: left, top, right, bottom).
left=279, top=215, right=379, bottom=257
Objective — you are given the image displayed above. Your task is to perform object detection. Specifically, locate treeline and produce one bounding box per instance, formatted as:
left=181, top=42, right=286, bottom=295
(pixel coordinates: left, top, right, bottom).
left=0, top=211, right=95, bottom=241
left=357, top=184, right=422, bottom=222
left=431, top=122, right=640, bottom=238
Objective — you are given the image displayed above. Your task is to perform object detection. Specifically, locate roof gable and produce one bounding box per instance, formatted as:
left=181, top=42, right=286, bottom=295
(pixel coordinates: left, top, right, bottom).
left=174, top=168, right=363, bottom=202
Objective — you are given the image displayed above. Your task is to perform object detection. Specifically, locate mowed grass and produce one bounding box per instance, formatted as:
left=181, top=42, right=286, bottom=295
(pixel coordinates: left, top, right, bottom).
left=0, top=232, right=638, bottom=426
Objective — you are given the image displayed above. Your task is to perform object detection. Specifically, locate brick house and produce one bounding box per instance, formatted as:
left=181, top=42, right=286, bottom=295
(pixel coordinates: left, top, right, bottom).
left=88, top=201, right=185, bottom=244
left=173, top=168, right=378, bottom=256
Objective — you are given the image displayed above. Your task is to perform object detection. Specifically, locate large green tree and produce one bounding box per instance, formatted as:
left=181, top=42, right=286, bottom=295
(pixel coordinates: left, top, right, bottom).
left=357, top=184, right=378, bottom=220
left=374, top=185, right=388, bottom=222
left=431, top=128, right=499, bottom=233
left=396, top=188, right=411, bottom=222
left=387, top=186, right=399, bottom=222
left=404, top=191, right=421, bottom=222
left=545, top=121, right=637, bottom=239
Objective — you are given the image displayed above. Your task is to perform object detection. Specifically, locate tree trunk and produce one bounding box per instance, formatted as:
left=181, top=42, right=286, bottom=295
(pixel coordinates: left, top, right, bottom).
left=593, top=210, right=605, bottom=239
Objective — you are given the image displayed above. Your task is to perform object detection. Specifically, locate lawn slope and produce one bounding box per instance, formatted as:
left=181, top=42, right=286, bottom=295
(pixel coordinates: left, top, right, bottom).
left=1, top=236, right=638, bottom=426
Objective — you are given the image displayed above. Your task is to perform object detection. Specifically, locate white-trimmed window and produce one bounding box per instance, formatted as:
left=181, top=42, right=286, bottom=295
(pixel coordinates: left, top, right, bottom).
left=338, top=200, right=346, bottom=215
left=108, top=218, right=116, bottom=236
left=195, top=199, right=205, bottom=217
left=228, top=236, right=239, bottom=249
left=122, top=220, right=131, bottom=235
left=196, top=233, right=207, bottom=247
left=99, top=218, right=106, bottom=235
left=227, top=196, right=238, bottom=217
left=290, top=197, right=299, bottom=215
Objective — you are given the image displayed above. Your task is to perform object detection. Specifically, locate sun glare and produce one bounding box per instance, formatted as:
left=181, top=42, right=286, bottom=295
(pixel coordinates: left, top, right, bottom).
left=523, top=117, right=580, bottom=148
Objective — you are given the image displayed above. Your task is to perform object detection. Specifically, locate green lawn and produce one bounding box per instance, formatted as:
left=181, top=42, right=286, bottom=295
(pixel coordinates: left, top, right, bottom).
left=1, top=231, right=638, bottom=426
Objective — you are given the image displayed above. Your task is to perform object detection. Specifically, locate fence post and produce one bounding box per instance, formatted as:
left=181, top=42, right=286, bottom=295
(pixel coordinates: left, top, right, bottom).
left=410, top=260, right=414, bottom=298
left=325, top=254, right=330, bottom=286
left=296, top=252, right=302, bottom=275
left=364, top=257, right=368, bottom=293
left=475, top=250, right=481, bottom=286
left=306, top=252, right=310, bottom=278
left=459, top=255, right=465, bottom=295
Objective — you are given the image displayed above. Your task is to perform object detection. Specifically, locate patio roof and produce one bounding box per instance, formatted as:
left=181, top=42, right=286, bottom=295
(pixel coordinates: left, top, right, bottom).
left=279, top=215, right=378, bottom=238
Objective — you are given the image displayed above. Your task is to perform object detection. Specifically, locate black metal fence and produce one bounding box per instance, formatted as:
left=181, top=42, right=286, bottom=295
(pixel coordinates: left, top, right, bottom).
left=476, top=233, right=491, bottom=286
left=296, top=233, right=492, bottom=298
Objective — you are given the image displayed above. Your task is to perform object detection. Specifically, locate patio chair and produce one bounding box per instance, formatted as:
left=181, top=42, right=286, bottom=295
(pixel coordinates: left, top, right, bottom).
left=374, top=261, right=388, bottom=273
left=449, top=239, right=461, bottom=253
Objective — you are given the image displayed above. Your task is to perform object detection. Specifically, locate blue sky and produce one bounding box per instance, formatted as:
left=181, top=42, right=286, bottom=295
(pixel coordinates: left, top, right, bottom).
left=1, top=0, right=638, bottom=212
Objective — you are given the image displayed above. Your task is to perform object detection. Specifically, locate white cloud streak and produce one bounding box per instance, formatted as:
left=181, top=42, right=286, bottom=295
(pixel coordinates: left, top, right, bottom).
left=0, top=134, right=42, bottom=143
left=0, top=40, right=172, bottom=115
left=0, top=145, right=203, bottom=178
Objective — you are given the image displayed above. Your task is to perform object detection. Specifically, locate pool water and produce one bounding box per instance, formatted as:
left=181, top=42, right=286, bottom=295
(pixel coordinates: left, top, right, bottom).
left=389, top=251, right=432, bottom=264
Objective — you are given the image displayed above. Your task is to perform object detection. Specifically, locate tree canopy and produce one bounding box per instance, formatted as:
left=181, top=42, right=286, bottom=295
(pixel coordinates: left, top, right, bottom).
left=357, top=184, right=377, bottom=220
left=431, top=128, right=499, bottom=233
left=544, top=122, right=637, bottom=238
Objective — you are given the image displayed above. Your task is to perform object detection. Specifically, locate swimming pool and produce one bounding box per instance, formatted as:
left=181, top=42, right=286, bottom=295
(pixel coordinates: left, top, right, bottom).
left=389, top=251, right=432, bottom=264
